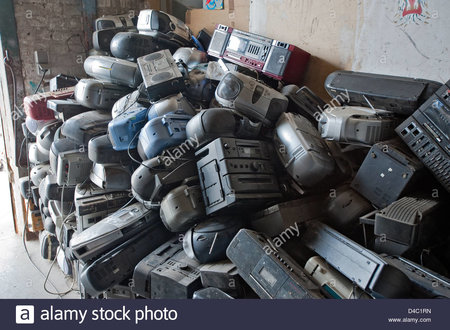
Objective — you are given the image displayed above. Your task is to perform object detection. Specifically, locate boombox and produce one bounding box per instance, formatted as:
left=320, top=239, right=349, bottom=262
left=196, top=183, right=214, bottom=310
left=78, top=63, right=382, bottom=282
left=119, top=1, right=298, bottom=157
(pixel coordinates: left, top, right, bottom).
left=49, top=137, right=80, bottom=174
left=39, top=174, right=75, bottom=202
left=44, top=216, right=55, bottom=234
left=208, top=24, right=310, bottom=84
left=25, top=117, right=54, bottom=137
left=383, top=255, right=450, bottom=299
left=281, top=85, right=327, bottom=124
left=160, top=184, right=206, bottom=232
left=84, top=56, right=142, bottom=88
left=70, top=202, right=157, bottom=262
left=18, top=177, right=32, bottom=200
left=304, top=256, right=372, bottom=299
left=150, top=249, right=202, bottom=299
left=207, top=24, right=231, bottom=58
left=215, top=71, right=288, bottom=126
left=60, top=216, right=77, bottom=251
left=324, top=70, right=442, bottom=115
left=250, top=196, right=326, bottom=238
left=53, top=211, right=74, bottom=246
left=39, top=230, right=59, bottom=261
left=89, top=163, right=133, bottom=190
left=300, top=221, right=411, bottom=298
left=74, top=79, right=131, bottom=110
left=184, top=68, right=218, bottom=108
left=111, top=90, right=151, bottom=119
left=95, top=14, right=135, bottom=31
left=193, top=288, right=234, bottom=299
left=30, top=164, right=50, bottom=186
left=93, top=27, right=129, bottom=53
left=57, top=250, right=72, bottom=276
left=36, top=121, right=62, bottom=154
left=29, top=143, right=50, bottom=165
left=173, top=47, right=207, bottom=70
left=226, top=229, right=324, bottom=299
left=47, top=99, right=90, bottom=122
left=110, top=32, right=181, bottom=62
left=318, top=106, right=399, bottom=145
left=56, top=149, right=92, bottom=186
left=351, top=140, right=425, bottom=208
left=88, top=135, right=135, bottom=164
left=104, top=285, right=137, bottom=299
left=38, top=178, right=49, bottom=206
left=49, top=74, right=79, bottom=92
left=396, top=80, right=450, bottom=192
left=24, top=87, right=75, bottom=120
left=324, top=184, right=373, bottom=234
left=196, top=137, right=282, bottom=215
left=52, top=126, right=64, bottom=143
left=80, top=218, right=171, bottom=296
left=75, top=182, right=130, bottom=232
left=31, top=187, right=41, bottom=210
left=137, top=113, right=192, bottom=160
left=263, top=40, right=310, bottom=83
left=61, top=110, right=111, bottom=145
left=132, top=237, right=181, bottom=298
left=197, top=28, right=212, bottom=50
left=147, top=93, right=195, bottom=120
left=107, top=105, right=149, bottom=151
left=186, top=108, right=261, bottom=148
left=137, top=49, right=186, bottom=102
left=39, top=198, right=49, bottom=218
left=137, top=9, right=193, bottom=47
left=274, top=112, right=335, bottom=189
left=48, top=199, right=73, bottom=230
left=131, top=158, right=197, bottom=207
left=199, top=261, right=245, bottom=298
left=361, top=197, right=441, bottom=253
left=183, top=217, right=243, bottom=264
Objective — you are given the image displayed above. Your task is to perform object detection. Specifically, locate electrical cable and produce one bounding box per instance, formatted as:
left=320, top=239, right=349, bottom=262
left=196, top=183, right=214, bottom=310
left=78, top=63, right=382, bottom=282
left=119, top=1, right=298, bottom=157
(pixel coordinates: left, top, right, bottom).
left=20, top=74, right=75, bottom=298
left=17, top=137, right=26, bottom=168
left=42, top=184, right=77, bottom=296
left=22, top=137, right=64, bottom=298
left=127, top=130, right=145, bottom=166
left=34, top=67, right=48, bottom=94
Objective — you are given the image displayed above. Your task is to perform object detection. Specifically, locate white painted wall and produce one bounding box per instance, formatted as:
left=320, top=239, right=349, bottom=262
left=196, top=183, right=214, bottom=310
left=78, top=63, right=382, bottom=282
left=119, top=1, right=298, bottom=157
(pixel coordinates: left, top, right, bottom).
left=249, top=0, right=450, bottom=97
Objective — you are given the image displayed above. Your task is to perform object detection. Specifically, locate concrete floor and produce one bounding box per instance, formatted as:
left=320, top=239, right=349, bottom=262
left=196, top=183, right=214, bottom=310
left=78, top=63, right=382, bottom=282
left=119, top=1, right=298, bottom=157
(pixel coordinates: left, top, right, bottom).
left=0, top=171, right=80, bottom=299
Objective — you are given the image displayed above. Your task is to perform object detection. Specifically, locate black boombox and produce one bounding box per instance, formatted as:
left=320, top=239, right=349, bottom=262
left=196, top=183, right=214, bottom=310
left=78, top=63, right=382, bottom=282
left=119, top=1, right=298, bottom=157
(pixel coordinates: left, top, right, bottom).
left=226, top=229, right=325, bottom=299
left=196, top=137, right=282, bottom=215
left=396, top=80, right=450, bottom=192
left=80, top=218, right=171, bottom=296
left=132, top=237, right=181, bottom=298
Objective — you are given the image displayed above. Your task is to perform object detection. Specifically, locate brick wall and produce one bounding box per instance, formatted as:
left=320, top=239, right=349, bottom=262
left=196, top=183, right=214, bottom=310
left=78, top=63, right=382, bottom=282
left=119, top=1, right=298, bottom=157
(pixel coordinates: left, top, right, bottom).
left=14, top=0, right=161, bottom=95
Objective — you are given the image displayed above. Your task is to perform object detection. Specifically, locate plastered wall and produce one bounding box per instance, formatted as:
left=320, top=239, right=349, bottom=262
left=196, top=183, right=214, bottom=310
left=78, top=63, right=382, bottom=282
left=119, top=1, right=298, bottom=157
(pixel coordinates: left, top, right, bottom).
left=250, top=0, right=450, bottom=99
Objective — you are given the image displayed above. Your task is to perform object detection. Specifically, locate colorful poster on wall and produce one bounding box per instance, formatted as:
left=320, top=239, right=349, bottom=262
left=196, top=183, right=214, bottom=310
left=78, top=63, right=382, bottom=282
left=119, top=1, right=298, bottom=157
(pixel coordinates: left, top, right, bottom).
left=393, top=0, right=432, bottom=26
left=203, top=0, right=224, bottom=10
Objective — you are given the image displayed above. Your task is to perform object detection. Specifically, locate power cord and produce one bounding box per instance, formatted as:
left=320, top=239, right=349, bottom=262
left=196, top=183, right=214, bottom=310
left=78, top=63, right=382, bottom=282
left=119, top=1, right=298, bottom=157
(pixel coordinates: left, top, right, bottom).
left=34, top=66, right=48, bottom=94
left=22, top=137, right=64, bottom=298
left=42, top=184, right=78, bottom=296
left=21, top=76, right=76, bottom=298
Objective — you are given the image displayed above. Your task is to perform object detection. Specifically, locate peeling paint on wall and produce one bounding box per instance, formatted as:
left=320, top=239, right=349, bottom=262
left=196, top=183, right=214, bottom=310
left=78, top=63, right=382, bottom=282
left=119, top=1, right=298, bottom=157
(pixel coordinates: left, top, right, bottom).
left=250, top=0, right=450, bottom=97
left=354, top=0, right=449, bottom=82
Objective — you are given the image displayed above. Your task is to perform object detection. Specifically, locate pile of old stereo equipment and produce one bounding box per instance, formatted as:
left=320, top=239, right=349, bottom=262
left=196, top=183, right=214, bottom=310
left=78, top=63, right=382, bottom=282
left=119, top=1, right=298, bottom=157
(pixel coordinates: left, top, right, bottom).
left=19, top=9, right=450, bottom=299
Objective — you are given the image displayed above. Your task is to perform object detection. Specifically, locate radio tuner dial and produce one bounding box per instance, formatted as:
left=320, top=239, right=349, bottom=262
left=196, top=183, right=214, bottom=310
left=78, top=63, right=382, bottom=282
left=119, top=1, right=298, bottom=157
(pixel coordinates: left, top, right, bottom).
left=251, top=161, right=261, bottom=171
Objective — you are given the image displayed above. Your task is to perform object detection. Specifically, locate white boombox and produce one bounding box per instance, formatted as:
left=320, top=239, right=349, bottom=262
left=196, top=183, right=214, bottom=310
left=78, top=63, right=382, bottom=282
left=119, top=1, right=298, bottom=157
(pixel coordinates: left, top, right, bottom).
left=137, top=49, right=186, bottom=102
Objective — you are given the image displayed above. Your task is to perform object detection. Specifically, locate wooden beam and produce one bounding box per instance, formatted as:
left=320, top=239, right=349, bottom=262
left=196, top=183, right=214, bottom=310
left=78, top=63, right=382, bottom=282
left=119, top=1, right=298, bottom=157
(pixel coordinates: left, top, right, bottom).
left=0, top=0, right=28, bottom=235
